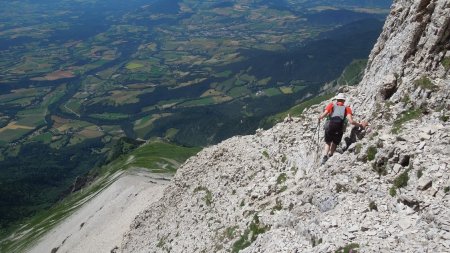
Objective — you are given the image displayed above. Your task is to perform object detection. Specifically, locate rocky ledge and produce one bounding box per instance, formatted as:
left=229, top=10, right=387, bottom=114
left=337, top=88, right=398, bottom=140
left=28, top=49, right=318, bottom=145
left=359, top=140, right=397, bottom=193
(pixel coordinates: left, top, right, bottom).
left=120, top=0, right=450, bottom=252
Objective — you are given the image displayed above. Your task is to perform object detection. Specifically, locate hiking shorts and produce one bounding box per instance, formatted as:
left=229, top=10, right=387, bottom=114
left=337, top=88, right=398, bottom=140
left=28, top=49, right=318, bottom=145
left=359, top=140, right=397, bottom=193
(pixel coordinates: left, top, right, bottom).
left=324, top=129, right=343, bottom=145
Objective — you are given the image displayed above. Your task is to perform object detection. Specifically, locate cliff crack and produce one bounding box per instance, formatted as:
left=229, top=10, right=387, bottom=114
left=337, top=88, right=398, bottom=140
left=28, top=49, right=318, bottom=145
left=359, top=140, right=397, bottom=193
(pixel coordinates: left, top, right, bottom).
left=430, top=11, right=450, bottom=54
left=403, top=0, right=436, bottom=62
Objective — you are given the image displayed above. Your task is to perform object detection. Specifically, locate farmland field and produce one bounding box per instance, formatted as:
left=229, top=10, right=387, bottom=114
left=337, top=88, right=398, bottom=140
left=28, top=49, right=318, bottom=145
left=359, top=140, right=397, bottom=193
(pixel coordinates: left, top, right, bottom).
left=0, top=0, right=391, bottom=235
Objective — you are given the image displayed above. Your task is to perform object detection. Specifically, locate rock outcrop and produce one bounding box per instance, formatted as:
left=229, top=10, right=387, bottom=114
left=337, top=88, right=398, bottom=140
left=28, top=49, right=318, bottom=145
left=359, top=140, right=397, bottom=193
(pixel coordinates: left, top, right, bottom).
left=120, top=0, right=450, bottom=252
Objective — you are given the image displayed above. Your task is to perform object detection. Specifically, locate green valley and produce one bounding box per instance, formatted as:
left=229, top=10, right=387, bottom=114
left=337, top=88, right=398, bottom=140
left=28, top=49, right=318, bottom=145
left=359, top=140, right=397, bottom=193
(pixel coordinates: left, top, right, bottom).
left=0, top=0, right=392, bottom=235
left=0, top=140, right=200, bottom=252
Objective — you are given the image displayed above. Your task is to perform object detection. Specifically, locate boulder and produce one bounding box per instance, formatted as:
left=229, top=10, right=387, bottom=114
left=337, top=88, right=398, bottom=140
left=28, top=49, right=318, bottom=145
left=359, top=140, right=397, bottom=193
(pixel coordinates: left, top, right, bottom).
left=417, top=177, right=432, bottom=191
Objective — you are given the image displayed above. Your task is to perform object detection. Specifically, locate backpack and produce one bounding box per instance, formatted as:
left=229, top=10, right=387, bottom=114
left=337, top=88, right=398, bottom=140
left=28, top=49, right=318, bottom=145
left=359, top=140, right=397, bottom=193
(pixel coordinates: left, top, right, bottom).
left=324, top=103, right=347, bottom=133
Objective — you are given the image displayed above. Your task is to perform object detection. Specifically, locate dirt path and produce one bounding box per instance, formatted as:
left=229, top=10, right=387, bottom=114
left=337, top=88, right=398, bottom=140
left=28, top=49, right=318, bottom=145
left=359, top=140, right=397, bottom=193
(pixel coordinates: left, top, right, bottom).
left=26, top=169, right=170, bottom=253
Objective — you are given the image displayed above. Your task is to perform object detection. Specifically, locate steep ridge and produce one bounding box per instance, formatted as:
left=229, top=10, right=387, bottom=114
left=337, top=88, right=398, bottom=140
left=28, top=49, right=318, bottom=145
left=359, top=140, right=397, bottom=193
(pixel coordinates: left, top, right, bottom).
left=120, top=0, right=450, bottom=252
left=27, top=170, right=169, bottom=253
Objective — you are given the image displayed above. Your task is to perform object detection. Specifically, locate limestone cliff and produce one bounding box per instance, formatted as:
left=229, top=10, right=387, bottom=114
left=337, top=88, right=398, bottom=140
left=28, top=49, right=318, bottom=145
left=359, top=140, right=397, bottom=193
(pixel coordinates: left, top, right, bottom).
left=120, top=0, right=450, bottom=252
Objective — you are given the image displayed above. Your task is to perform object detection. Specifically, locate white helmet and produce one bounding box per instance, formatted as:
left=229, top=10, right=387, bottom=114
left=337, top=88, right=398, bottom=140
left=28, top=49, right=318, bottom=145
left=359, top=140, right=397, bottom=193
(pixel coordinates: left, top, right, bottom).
left=334, top=93, right=346, bottom=101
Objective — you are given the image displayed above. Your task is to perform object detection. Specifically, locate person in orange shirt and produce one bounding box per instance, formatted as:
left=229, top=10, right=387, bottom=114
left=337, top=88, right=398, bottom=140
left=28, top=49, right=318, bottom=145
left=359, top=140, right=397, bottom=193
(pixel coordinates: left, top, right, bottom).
left=318, top=93, right=368, bottom=164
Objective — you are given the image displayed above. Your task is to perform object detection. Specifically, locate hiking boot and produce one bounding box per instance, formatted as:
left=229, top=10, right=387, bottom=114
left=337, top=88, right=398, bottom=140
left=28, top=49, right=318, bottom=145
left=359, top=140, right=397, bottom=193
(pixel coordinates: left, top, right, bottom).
left=321, top=155, right=328, bottom=165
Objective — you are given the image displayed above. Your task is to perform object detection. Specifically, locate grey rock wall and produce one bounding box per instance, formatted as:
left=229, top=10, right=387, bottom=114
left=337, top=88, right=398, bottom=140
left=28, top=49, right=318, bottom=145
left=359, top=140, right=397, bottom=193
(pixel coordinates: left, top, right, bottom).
left=356, top=0, right=450, bottom=115
left=120, top=0, right=450, bottom=252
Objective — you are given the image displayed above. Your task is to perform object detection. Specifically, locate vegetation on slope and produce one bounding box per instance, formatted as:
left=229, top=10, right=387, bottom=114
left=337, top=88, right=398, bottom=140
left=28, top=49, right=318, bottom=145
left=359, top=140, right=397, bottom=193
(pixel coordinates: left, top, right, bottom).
left=258, top=58, right=367, bottom=129
left=259, top=93, right=335, bottom=129
left=0, top=140, right=201, bottom=252
left=334, top=59, right=368, bottom=87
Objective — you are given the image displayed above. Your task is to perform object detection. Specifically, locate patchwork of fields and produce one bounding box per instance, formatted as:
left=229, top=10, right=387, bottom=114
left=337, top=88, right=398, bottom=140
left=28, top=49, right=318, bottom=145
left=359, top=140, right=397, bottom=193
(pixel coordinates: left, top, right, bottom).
left=0, top=0, right=391, bottom=234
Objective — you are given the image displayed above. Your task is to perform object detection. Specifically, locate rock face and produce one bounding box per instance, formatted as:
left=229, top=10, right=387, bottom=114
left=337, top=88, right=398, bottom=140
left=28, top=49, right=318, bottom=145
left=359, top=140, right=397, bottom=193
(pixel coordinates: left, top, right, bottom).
left=120, top=0, right=450, bottom=252
left=355, top=0, right=450, bottom=116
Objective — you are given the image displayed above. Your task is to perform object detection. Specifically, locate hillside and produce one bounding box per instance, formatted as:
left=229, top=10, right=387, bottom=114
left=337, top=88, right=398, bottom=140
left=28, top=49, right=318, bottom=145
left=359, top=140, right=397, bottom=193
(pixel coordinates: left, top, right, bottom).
left=0, top=0, right=389, bottom=230
left=120, top=0, right=450, bottom=252
left=0, top=141, right=200, bottom=252
left=27, top=169, right=169, bottom=253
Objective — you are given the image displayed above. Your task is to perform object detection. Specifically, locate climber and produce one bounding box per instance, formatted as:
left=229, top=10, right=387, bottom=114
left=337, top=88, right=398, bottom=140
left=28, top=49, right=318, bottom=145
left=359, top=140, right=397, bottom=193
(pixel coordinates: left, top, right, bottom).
left=318, top=93, right=368, bottom=165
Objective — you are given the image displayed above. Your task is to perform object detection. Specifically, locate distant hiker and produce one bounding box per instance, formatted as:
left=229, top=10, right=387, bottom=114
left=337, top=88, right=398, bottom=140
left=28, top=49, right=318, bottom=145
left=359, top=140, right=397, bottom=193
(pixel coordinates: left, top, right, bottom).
left=318, top=93, right=368, bottom=164
left=284, top=113, right=293, bottom=123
